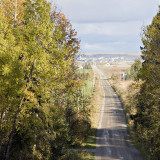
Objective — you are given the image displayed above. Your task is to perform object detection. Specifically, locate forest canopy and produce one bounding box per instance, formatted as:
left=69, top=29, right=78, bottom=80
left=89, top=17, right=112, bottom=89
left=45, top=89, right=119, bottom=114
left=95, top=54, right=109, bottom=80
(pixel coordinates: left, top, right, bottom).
left=0, top=0, right=91, bottom=159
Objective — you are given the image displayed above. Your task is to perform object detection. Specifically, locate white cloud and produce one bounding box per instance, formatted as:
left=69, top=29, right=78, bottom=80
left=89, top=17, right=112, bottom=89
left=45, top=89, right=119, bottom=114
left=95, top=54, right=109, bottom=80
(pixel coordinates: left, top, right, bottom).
left=82, top=40, right=141, bottom=53
left=73, top=20, right=143, bottom=53
left=73, top=21, right=143, bottom=36
left=51, top=0, right=160, bottom=53
left=84, top=43, right=103, bottom=51
left=54, top=0, right=160, bottom=23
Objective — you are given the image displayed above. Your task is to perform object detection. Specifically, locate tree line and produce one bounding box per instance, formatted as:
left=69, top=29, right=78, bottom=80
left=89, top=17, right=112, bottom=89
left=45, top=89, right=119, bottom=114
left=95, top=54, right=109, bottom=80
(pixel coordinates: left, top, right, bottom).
left=134, top=7, right=160, bottom=159
left=0, top=0, right=91, bottom=159
left=125, top=6, right=160, bottom=160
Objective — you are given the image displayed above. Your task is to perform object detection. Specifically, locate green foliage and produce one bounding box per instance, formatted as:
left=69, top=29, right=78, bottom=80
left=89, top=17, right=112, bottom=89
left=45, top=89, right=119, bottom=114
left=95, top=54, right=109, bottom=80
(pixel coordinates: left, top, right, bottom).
left=133, top=6, right=160, bottom=160
left=59, top=151, right=93, bottom=160
left=0, top=0, right=91, bottom=160
left=76, top=68, right=94, bottom=98
left=83, top=63, right=92, bottom=69
left=126, top=59, right=142, bottom=80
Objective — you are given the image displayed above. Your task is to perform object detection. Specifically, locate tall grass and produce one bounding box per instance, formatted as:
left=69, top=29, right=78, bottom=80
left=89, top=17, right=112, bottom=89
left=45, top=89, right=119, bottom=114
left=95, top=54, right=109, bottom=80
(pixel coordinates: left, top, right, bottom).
left=77, top=68, right=94, bottom=99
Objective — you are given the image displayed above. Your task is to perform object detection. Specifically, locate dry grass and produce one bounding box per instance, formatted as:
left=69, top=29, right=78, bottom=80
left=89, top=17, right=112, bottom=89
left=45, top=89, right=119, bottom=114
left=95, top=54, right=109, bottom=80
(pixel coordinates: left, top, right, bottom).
left=97, top=65, right=132, bottom=90
left=98, top=64, right=130, bottom=79
left=97, top=64, right=133, bottom=102
left=89, top=72, right=103, bottom=129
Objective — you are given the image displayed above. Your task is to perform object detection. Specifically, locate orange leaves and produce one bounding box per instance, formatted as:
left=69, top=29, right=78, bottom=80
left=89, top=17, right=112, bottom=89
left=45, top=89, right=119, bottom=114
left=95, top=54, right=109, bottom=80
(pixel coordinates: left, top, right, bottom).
left=51, top=10, right=80, bottom=56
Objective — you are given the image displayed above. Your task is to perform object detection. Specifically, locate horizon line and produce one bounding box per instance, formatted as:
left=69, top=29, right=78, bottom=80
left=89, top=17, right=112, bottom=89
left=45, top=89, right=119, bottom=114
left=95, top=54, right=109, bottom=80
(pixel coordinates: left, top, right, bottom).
left=79, top=52, right=141, bottom=56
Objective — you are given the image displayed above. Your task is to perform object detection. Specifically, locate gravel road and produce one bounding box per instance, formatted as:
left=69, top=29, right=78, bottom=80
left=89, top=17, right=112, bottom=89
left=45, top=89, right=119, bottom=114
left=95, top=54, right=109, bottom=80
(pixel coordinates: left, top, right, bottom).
left=93, top=66, right=143, bottom=160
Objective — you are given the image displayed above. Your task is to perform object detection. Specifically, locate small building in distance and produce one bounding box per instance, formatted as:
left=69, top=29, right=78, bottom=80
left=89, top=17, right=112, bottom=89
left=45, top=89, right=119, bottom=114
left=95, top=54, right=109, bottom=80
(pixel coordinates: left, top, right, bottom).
left=122, top=73, right=127, bottom=80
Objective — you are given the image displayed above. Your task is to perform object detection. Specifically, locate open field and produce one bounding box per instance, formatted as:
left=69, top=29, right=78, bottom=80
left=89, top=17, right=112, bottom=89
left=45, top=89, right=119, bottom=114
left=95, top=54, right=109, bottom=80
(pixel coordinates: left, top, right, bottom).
left=97, top=64, right=134, bottom=100
left=97, top=64, right=131, bottom=80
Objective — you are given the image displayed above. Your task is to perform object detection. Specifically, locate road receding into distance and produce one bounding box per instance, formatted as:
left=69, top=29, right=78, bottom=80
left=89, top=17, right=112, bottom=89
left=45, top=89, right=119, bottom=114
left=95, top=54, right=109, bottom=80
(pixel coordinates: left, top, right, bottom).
left=93, top=65, right=143, bottom=160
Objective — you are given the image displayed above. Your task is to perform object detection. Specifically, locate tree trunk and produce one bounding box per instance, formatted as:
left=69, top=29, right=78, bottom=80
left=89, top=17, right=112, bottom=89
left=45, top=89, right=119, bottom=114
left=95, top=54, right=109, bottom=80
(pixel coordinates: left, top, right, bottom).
left=5, top=59, right=36, bottom=160
left=14, top=0, right=17, bottom=26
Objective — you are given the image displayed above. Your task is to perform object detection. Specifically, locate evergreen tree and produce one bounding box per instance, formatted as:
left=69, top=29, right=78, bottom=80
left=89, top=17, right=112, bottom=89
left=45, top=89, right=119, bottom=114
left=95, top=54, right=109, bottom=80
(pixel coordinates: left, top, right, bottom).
left=135, top=6, right=160, bottom=160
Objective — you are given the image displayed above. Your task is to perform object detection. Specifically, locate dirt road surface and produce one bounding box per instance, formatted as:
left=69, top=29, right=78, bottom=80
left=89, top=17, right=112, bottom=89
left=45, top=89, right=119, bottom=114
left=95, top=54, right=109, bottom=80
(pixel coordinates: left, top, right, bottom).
left=93, top=65, right=143, bottom=160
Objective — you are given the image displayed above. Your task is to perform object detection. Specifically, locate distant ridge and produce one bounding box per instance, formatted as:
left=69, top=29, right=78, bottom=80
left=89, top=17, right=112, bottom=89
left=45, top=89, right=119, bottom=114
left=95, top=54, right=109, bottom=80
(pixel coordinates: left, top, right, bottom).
left=82, top=52, right=141, bottom=56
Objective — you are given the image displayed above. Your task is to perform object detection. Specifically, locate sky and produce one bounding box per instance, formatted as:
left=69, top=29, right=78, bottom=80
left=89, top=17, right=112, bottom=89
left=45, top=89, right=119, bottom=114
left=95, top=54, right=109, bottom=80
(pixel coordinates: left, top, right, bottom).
left=52, top=0, right=160, bottom=54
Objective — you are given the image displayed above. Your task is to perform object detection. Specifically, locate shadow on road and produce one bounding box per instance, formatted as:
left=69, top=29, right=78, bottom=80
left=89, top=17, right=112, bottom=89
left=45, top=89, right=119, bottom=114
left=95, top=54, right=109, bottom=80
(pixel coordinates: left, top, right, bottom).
left=95, top=128, right=143, bottom=160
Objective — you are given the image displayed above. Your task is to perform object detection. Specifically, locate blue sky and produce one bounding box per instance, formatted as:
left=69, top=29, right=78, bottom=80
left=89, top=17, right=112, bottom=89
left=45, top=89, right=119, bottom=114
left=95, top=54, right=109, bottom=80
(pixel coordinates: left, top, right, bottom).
left=53, top=0, right=160, bottom=54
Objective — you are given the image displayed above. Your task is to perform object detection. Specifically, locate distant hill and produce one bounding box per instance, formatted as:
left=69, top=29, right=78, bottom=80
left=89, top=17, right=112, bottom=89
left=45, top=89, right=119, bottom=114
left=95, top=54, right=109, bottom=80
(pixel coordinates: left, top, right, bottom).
left=82, top=52, right=141, bottom=56
left=78, top=53, right=141, bottom=59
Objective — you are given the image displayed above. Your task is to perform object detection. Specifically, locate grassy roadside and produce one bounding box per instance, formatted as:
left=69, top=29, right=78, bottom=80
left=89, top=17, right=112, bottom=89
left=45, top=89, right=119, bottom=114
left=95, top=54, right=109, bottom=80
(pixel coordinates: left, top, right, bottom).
left=81, top=69, right=104, bottom=149
left=76, top=67, right=103, bottom=130
left=60, top=151, right=94, bottom=160
left=77, top=68, right=94, bottom=99
left=73, top=67, right=104, bottom=159
left=72, top=67, right=102, bottom=159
